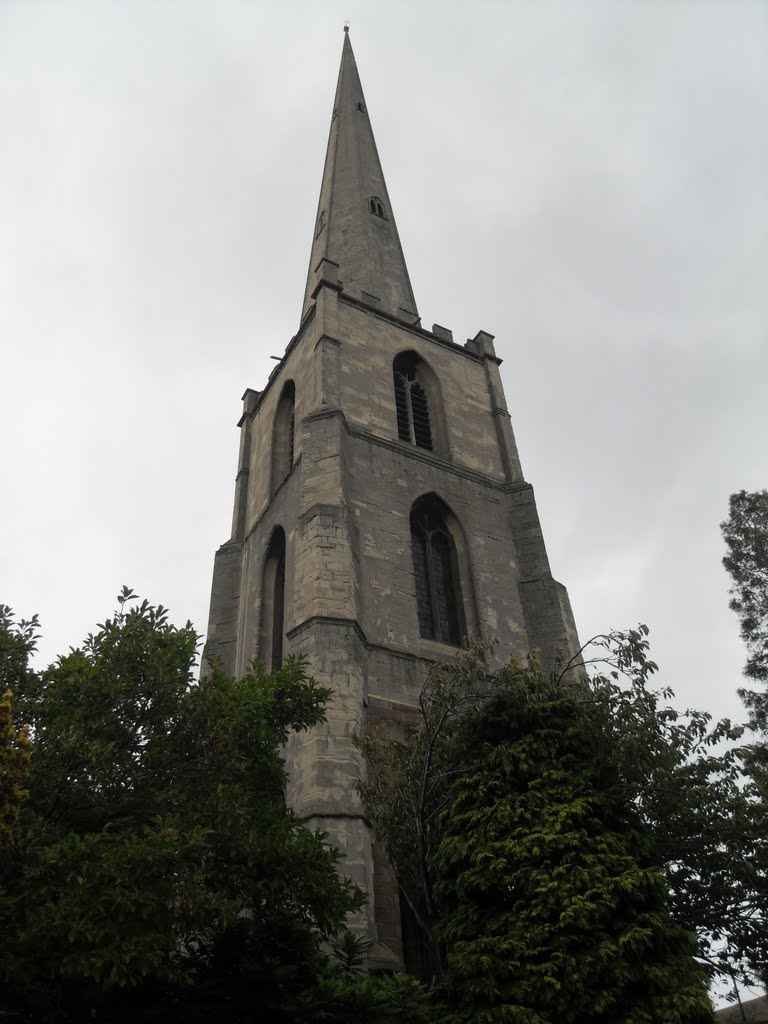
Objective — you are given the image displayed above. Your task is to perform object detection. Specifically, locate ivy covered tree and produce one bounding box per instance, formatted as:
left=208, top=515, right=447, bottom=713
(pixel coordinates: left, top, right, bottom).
left=360, top=633, right=768, bottom=1021
left=0, top=590, right=424, bottom=1023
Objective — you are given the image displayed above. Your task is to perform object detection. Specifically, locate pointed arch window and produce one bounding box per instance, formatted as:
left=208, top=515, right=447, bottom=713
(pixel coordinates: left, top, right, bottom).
left=410, top=496, right=465, bottom=645
left=369, top=196, right=385, bottom=218
left=271, top=380, right=296, bottom=493
left=262, top=527, right=287, bottom=671
left=394, top=352, right=433, bottom=451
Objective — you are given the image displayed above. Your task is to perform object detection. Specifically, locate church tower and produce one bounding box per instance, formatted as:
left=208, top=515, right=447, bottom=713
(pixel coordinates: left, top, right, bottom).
left=204, top=29, right=580, bottom=970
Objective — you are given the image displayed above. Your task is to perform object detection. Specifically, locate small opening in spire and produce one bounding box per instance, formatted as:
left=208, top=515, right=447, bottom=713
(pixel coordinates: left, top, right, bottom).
left=357, top=102, right=366, bottom=114
left=369, top=196, right=385, bottom=218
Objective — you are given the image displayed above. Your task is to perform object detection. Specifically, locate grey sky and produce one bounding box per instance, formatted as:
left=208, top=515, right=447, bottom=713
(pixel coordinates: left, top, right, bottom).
left=1, top=0, right=766, bottom=754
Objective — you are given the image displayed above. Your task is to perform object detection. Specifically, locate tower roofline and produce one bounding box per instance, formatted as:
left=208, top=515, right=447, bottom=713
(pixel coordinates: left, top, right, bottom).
left=245, top=284, right=499, bottom=426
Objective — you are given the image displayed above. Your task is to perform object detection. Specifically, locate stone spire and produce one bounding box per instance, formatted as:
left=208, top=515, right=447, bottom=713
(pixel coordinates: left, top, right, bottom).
left=301, top=29, right=419, bottom=323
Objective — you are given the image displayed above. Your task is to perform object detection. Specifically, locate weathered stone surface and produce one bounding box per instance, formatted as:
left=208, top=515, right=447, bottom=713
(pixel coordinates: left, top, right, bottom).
left=202, top=30, right=580, bottom=972
left=202, top=280, right=581, bottom=966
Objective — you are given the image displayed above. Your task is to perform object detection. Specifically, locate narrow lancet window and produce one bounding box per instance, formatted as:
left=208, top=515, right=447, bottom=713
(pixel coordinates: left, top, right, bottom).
left=271, top=380, right=296, bottom=492
left=369, top=196, right=385, bottom=217
left=262, top=527, right=287, bottom=671
left=271, top=547, right=285, bottom=671
left=410, top=495, right=464, bottom=645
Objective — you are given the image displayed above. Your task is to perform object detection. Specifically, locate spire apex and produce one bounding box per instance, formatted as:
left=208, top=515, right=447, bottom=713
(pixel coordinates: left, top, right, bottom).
left=301, top=35, right=418, bottom=322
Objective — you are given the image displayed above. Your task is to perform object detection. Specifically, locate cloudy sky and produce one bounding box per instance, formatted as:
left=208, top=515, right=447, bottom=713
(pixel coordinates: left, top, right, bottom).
left=1, top=0, right=766, bottom=744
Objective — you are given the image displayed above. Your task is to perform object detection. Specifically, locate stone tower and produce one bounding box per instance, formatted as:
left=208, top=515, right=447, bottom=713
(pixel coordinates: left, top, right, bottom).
left=204, top=29, right=580, bottom=971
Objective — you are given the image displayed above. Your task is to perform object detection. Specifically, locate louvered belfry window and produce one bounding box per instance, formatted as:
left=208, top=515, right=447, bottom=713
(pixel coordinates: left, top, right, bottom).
left=410, top=497, right=463, bottom=645
left=394, top=353, right=433, bottom=451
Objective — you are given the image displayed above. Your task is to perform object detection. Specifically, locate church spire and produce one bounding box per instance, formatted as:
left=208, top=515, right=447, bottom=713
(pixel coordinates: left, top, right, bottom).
left=301, top=29, right=419, bottom=323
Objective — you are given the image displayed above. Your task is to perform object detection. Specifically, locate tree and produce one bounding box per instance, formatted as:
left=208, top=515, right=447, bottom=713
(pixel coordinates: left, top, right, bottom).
left=722, top=489, right=768, bottom=729
left=432, top=668, right=712, bottom=1024
left=720, top=486, right=768, bottom=996
left=0, top=603, right=38, bottom=697
left=0, top=590, right=425, bottom=1023
left=0, top=688, right=30, bottom=847
left=360, top=633, right=768, bottom=1021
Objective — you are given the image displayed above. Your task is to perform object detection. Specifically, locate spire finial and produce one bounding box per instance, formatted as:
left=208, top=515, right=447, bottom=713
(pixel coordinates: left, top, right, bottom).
left=343, top=21, right=349, bottom=33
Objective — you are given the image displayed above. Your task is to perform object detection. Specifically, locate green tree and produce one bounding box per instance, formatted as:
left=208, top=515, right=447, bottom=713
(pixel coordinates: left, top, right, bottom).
left=0, top=603, right=38, bottom=696
left=0, top=590, right=425, bottom=1023
left=361, top=633, right=768, bottom=1021
left=722, top=489, right=768, bottom=728
left=0, top=688, right=30, bottom=847
left=720, top=486, right=768, bottom=996
left=431, top=665, right=712, bottom=1023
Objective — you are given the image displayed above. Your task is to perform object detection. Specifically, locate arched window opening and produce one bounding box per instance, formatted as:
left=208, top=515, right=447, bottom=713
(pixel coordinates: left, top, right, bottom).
left=272, top=380, right=296, bottom=492
left=262, top=527, right=287, bottom=672
left=393, top=353, right=433, bottom=451
left=271, top=547, right=285, bottom=671
left=410, top=496, right=465, bottom=646
left=369, top=196, right=385, bottom=218
left=357, top=102, right=366, bottom=114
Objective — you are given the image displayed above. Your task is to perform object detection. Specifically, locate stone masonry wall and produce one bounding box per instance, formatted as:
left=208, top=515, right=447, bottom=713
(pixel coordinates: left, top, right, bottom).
left=203, top=282, right=580, bottom=966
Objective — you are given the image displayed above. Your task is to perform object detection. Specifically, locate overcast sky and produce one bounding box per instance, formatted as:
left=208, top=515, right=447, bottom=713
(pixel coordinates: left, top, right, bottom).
left=1, top=0, right=766, bottom=749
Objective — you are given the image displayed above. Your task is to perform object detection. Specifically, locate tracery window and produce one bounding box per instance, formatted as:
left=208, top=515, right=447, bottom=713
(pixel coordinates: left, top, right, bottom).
left=393, top=352, right=433, bottom=450
left=271, top=380, right=296, bottom=492
left=262, top=527, right=287, bottom=671
left=410, top=496, right=465, bottom=645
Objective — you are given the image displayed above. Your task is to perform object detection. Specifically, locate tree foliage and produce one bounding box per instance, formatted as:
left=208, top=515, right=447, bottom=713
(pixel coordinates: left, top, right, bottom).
left=722, top=489, right=768, bottom=727
left=720, top=490, right=768, bottom=995
left=360, top=632, right=768, bottom=1020
left=434, top=675, right=712, bottom=1023
left=0, top=688, right=30, bottom=847
left=0, top=589, right=425, bottom=1023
